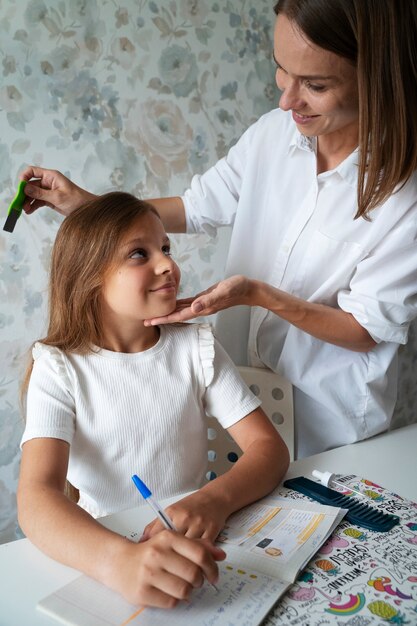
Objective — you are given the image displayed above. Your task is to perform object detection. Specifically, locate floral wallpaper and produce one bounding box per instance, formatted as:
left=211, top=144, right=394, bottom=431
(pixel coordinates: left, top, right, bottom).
left=0, top=0, right=279, bottom=543
left=0, top=0, right=416, bottom=544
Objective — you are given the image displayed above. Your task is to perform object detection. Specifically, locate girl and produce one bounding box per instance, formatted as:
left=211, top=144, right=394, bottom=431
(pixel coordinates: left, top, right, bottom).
left=17, top=192, right=289, bottom=609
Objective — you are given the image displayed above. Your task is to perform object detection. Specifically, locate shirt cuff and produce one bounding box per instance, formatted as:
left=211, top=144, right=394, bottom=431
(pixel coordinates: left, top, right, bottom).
left=338, top=291, right=410, bottom=344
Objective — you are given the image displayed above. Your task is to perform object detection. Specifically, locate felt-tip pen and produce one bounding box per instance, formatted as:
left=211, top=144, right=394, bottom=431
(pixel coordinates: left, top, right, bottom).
left=312, top=470, right=365, bottom=498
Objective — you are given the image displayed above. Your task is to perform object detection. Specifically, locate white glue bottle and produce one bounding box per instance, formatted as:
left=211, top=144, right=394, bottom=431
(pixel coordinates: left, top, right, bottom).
left=312, top=470, right=365, bottom=498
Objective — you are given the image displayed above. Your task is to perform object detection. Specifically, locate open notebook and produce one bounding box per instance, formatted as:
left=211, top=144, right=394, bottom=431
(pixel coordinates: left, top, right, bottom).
left=37, top=494, right=346, bottom=626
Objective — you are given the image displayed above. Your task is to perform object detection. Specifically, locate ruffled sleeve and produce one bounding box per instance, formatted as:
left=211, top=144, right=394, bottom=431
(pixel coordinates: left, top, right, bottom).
left=32, top=342, right=72, bottom=393
left=21, top=342, right=76, bottom=450
left=197, top=323, right=215, bottom=387
left=198, top=325, right=262, bottom=429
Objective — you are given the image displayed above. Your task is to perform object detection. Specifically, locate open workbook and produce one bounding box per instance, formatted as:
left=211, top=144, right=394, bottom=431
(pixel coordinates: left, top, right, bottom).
left=37, top=494, right=346, bottom=626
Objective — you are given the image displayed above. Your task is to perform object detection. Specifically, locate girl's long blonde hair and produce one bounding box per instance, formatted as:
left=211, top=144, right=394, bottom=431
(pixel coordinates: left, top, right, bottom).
left=22, top=192, right=159, bottom=394
left=22, top=192, right=159, bottom=502
left=274, top=0, right=417, bottom=218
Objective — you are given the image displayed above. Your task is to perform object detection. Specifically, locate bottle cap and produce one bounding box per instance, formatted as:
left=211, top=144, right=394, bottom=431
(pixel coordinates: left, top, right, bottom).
left=312, top=469, right=335, bottom=486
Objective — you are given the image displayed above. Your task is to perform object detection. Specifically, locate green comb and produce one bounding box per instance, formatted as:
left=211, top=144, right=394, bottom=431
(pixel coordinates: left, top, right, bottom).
left=3, top=180, right=27, bottom=233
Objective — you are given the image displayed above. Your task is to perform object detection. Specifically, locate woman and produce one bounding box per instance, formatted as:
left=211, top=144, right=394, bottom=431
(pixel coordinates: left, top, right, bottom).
left=21, top=0, right=417, bottom=458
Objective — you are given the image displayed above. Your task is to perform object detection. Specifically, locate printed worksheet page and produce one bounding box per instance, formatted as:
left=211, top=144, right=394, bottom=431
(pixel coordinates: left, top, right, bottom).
left=216, top=497, right=346, bottom=583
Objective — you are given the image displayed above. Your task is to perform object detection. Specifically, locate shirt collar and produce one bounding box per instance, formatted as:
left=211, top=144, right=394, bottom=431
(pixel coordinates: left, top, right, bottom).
left=288, top=130, right=316, bottom=154
left=334, top=148, right=359, bottom=188
left=289, top=128, right=359, bottom=188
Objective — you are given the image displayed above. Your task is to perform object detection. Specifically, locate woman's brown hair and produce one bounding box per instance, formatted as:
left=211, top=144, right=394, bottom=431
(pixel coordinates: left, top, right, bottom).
left=21, top=192, right=159, bottom=393
left=274, top=0, right=417, bottom=218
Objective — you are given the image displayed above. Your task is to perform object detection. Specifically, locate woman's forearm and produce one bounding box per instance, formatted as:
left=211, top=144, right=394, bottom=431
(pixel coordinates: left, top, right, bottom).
left=145, top=274, right=378, bottom=350
left=249, top=280, right=376, bottom=352
left=147, top=196, right=186, bottom=233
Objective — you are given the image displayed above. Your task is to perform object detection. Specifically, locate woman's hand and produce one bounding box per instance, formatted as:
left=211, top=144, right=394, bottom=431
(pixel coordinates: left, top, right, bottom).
left=144, top=274, right=254, bottom=325
left=146, top=273, right=376, bottom=350
left=141, top=491, right=230, bottom=544
left=111, top=531, right=225, bottom=608
left=20, top=166, right=97, bottom=216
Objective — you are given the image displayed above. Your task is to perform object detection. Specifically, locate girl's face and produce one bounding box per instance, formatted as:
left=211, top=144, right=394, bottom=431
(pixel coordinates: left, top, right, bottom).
left=274, top=14, right=359, bottom=143
left=100, top=212, right=180, bottom=332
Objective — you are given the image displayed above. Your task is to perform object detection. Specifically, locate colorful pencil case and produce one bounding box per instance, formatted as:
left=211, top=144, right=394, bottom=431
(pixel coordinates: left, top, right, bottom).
left=283, top=476, right=400, bottom=532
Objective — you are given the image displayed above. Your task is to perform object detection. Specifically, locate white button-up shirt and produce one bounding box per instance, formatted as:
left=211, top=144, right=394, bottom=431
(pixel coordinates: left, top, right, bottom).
left=183, top=108, right=417, bottom=457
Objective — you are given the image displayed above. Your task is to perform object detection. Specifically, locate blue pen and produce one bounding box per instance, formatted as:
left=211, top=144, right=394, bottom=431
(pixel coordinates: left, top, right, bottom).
left=131, top=474, right=178, bottom=531
left=131, top=474, right=218, bottom=592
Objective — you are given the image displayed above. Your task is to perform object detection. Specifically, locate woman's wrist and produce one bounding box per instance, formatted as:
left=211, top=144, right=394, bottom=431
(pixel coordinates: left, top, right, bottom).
left=75, top=188, right=99, bottom=209
left=246, top=279, right=271, bottom=308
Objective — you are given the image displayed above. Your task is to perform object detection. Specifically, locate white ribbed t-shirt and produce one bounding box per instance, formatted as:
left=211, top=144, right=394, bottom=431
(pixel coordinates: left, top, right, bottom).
left=21, top=323, right=260, bottom=518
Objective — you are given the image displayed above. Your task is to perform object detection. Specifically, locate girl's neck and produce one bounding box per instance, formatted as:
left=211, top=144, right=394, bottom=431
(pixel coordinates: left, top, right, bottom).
left=98, top=324, right=160, bottom=354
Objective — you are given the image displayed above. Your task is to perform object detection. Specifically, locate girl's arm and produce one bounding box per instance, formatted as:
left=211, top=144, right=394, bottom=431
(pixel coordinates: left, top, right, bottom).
left=143, top=406, right=289, bottom=542
left=20, top=166, right=186, bottom=232
left=145, top=275, right=376, bottom=352
left=18, top=437, right=224, bottom=608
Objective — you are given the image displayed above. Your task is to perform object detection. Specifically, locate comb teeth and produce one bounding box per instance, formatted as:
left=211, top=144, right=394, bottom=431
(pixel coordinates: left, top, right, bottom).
left=283, top=477, right=400, bottom=532
left=3, top=210, right=20, bottom=233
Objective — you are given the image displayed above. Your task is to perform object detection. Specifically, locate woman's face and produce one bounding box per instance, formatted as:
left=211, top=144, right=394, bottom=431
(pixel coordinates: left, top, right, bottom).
left=274, top=14, right=359, bottom=141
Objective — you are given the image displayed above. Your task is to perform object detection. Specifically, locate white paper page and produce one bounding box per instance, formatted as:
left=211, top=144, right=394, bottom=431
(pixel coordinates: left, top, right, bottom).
left=37, top=562, right=289, bottom=626
left=216, top=497, right=346, bottom=583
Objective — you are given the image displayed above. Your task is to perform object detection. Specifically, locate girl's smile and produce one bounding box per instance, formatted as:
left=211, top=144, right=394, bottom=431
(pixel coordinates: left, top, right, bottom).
left=99, top=211, right=181, bottom=352
left=149, top=280, right=177, bottom=293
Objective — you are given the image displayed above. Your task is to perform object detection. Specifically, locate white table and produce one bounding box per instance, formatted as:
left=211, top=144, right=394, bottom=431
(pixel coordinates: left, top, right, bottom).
left=285, top=423, right=417, bottom=502
left=1, top=424, right=416, bottom=626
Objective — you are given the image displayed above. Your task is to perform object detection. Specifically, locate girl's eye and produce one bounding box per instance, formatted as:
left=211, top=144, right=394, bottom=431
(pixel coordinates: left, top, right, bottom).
left=162, top=245, right=172, bottom=256
left=130, top=248, right=147, bottom=259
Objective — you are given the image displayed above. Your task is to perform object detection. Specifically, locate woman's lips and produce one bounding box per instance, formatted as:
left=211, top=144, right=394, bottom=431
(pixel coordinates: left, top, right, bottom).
left=292, top=110, right=319, bottom=125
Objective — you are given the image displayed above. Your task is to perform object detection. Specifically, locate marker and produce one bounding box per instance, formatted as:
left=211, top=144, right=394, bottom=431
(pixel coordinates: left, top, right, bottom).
left=131, top=474, right=218, bottom=592
left=312, top=470, right=365, bottom=498
left=3, top=180, right=27, bottom=233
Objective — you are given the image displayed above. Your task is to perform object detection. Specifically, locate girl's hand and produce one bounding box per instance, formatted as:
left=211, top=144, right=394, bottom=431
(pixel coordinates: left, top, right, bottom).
left=112, top=531, right=225, bottom=608
left=141, top=491, right=230, bottom=543
left=144, top=275, right=253, bottom=325
left=20, top=166, right=97, bottom=216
